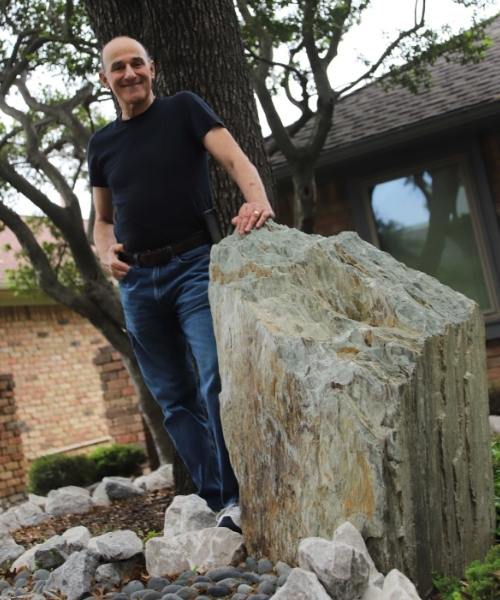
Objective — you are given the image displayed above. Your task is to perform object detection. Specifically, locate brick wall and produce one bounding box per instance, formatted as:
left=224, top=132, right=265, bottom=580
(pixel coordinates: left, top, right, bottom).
left=93, top=346, right=145, bottom=445
left=0, top=374, right=27, bottom=507
left=0, top=305, right=111, bottom=460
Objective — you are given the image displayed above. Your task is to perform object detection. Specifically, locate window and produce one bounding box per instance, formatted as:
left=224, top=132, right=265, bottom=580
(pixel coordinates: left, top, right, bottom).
left=362, top=156, right=499, bottom=317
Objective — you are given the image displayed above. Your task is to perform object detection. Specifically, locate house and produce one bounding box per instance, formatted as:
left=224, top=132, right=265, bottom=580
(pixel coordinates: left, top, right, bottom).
left=270, top=16, right=500, bottom=411
left=1, top=18, right=499, bottom=504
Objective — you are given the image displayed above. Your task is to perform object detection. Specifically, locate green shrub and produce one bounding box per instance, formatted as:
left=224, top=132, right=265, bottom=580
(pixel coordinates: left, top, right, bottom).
left=432, top=439, right=500, bottom=599
left=465, top=545, right=500, bottom=599
left=87, top=443, right=147, bottom=480
left=28, top=453, right=96, bottom=495
left=492, top=437, right=500, bottom=540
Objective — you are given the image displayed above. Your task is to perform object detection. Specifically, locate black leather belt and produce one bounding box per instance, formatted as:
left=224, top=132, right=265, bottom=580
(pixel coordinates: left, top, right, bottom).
left=118, top=231, right=210, bottom=267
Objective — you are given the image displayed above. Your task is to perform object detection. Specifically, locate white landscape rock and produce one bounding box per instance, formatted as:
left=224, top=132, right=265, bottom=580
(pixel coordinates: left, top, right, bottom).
left=92, top=476, right=144, bottom=504
left=62, top=525, right=91, bottom=552
left=10, top=543, right=41, bottom=572
left=0, top=507, right=21, bottom=533
left=0, top=536, right=24, bottom=568
left=362, top=584, right=384, bottom=600
left=298, top=536, right=370, bottom=600
left=382, top=569, right=422, bottom=600
left=87, top=530, right=143, bottom=561
left=45, top=549, right=98, bottom=600
left=271, top=567, right=332, bottom=599
left=210, top=223, right=495, bottom=591
left=34, top=534, right=68, bottom=569
left=146, top=527, right=245, bottom=577
left=46, top=486, right=94, bottom=516
left=94, top=563, right=123, bottom=586
left=163, top=494, right=217, bottom=537
left=28, top=493, right=47, bottom=509
left=135, top=464, right=174, bottom=491
left=333, top=522, right=384, bottom=588
left=12, top=501, right=51, bottom=527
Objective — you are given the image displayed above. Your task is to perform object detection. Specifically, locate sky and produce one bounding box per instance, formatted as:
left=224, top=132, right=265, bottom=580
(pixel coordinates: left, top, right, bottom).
left=6, top=0, right=500, bottom=217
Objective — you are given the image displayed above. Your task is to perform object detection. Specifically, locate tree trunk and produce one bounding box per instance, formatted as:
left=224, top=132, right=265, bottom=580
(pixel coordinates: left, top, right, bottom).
left=84, top=0, right=271, bottom=493
left=83, top=0, right=275, bottom=233
left=292, top=165, right=317, bottom=234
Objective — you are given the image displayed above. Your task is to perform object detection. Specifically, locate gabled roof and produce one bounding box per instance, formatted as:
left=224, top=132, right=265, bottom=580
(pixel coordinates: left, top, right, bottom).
left=270, top=16, right=500, bottom=176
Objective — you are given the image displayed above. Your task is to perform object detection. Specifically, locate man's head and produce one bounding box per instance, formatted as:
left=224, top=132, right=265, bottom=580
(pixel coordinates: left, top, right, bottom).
left=100, top=36, right=155, bottom=116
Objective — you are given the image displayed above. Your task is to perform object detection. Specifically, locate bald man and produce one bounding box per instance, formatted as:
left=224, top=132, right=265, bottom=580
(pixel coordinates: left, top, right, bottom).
left=88, top=37, right=274, bottom=532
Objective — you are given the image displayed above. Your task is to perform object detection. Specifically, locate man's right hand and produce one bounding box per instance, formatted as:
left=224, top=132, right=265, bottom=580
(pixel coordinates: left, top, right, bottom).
left=105, top=243, right=130, bottom=281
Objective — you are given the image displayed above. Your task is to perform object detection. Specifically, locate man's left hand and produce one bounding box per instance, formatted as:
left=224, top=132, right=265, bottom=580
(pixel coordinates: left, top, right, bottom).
left=231, top=202, right=275, bottom=235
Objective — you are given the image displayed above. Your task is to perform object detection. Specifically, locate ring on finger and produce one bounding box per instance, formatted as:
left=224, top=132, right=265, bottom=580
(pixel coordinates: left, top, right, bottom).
left=253, top=209, right=261, bottom=216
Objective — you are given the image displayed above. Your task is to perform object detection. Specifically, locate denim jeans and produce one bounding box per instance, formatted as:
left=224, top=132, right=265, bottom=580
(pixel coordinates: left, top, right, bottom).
left=119, top=243, right=239, bottom=511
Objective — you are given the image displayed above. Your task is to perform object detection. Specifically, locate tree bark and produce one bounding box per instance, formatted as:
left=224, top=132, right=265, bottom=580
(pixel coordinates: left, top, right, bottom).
left=83, top=0, right=272, bottom=493
left=83, top=0, right=275, bottom=232
left=292, top=164, right=317, bottom=234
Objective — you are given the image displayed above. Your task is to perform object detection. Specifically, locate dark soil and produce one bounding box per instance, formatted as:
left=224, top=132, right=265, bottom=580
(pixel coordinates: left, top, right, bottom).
left=11, top=487, right=175, bottom=549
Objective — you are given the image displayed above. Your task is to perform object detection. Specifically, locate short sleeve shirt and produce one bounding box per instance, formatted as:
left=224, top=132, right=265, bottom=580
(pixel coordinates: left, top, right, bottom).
left=87, top=92, right=223, bottom=253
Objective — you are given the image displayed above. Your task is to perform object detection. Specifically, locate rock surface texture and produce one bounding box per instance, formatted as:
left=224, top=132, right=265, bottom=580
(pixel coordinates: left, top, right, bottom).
left=209, top=223, right=495, bottom=593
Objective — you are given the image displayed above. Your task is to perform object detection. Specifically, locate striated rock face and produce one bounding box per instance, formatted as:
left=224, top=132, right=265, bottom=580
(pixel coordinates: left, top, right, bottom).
left=209, top=223, right=494, bottom=593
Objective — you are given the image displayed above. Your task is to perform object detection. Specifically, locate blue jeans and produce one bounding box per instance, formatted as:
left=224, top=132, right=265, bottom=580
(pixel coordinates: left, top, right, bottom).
left=119, top=243, right=239, bottom=511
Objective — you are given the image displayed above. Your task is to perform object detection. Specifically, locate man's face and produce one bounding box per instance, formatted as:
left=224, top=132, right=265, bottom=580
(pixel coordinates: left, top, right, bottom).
left=100, top=38, right=155, bottom=109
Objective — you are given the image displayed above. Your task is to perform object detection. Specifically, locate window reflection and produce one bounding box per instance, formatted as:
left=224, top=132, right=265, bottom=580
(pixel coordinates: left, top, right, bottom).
left=370, top=163, right=491, bottom=310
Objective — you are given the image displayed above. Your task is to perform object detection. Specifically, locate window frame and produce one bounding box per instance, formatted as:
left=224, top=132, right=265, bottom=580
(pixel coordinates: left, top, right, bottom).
left=349, top=139, right=500, bottom=338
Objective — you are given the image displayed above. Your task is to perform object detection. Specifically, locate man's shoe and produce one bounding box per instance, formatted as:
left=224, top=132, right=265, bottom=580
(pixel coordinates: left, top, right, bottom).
left=217, top=504, right=242, bottom=534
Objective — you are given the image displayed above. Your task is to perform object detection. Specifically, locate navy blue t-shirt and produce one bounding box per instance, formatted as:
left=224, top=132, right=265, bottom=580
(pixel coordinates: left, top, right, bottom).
left=87, top=92, right=224, bottom=253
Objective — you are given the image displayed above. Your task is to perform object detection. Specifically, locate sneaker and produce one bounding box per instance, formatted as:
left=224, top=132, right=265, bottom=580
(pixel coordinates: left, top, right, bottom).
left=217, top=504, right=242, bottom=534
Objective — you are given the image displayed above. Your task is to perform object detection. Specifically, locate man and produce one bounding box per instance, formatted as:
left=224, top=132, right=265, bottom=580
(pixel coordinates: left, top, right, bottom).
left=88, top=36, right=274, bottom=532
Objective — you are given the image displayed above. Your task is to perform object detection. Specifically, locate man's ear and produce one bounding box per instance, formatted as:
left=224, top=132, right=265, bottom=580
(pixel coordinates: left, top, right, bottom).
left=150, top=60, right=155, bottom=80
left=99, top=71, right=109, bottom=87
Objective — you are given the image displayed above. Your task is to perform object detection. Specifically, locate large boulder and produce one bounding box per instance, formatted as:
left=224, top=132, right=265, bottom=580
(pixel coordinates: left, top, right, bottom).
left=209, top=223, right=494, bottom=593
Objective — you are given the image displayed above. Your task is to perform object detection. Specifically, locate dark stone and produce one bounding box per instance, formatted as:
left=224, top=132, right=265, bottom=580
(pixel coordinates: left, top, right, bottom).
left=240, top=572, right=261, bottom=584
left=217, top=577, right=244, bottom=590
left=247, top=595, right=270, bottom=600
left=142, top=591, right=163, bottom=600
left=257, top=580, right=276, bottom=595
left=206, top=567, right=242, bottom=582
left=33, top=569, right=50, bottom=581
left=161, top=584, right=182, bottom=594
left=245, top=557, right=258, bottom=571
left=176, top=587, right=198, bottom=599
left=147, top=577, right=170, bottom=591
left=123, top=580, right=145, bottom=594
left=192, top=581, right=210, bottom=592
left=207, top=584, right=231, bottom=597
left=257, top=559, right=273, bottom=575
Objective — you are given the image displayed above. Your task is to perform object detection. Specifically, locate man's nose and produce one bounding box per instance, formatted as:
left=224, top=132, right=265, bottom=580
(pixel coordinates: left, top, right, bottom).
left=123, top=64, right=136, bottom=79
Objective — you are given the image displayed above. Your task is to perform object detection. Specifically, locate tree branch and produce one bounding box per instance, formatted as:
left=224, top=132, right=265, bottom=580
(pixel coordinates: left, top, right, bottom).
left=0, top=96, right=82, bottom=210
left=0, top=156, right=67, bottom=224
left=302, top=0, right=332, bottom=101
left=321, top=0, right=352, bottom=67
left=336, top=4, right=427, bottom=96
left=238, top=0, right=298, bottom=161
left=16, top=77, right=92, bottom=151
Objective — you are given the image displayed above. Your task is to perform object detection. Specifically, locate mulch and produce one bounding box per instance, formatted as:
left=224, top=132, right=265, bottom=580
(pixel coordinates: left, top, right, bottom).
left=11, top=487, right=175, bottom=549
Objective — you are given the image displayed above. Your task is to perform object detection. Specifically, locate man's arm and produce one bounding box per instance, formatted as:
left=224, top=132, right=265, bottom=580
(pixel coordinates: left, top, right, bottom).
left=93, top=186, right=129, bottom=280
left=202, top=127, right=274, bottom=235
